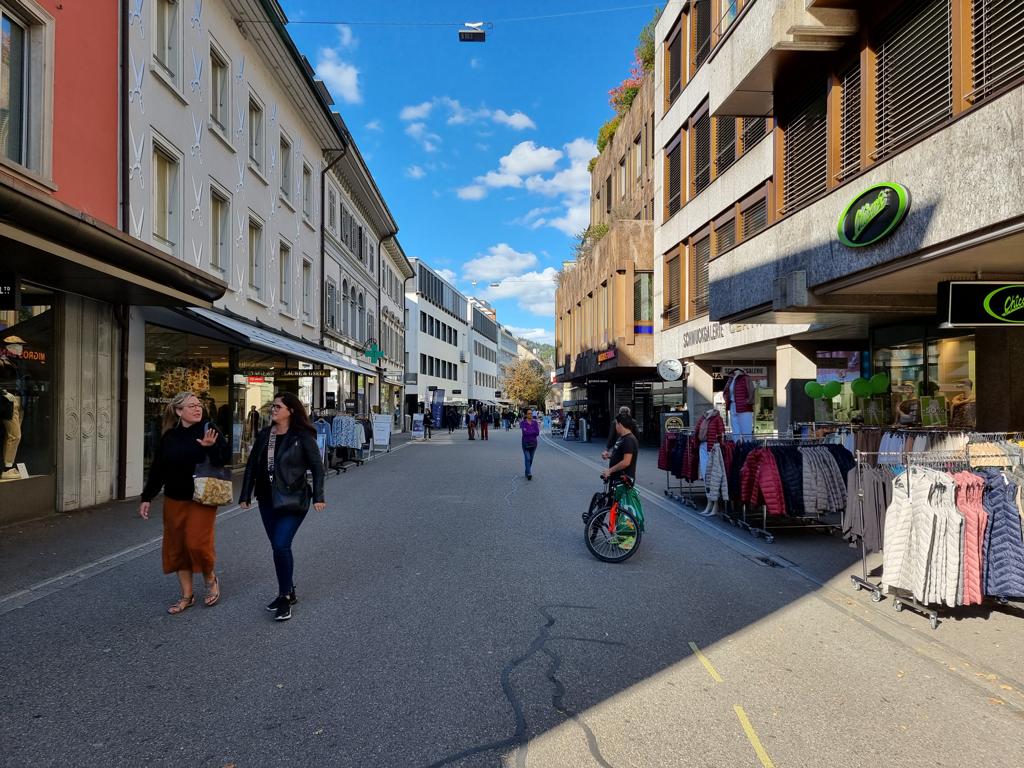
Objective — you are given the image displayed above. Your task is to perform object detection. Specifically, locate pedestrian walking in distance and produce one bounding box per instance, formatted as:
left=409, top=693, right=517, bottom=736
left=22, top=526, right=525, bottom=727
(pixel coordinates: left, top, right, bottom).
left=239, top=392, right=326, bottom=622
left=479, top=406, right=489, bottom=440
left=520, top=408, right=540, bottom=480
left=467, top=406, right=477, bottom=440
left=139, top=392, right=230, bottom=615
left=423, top=407, right=433, bottom=439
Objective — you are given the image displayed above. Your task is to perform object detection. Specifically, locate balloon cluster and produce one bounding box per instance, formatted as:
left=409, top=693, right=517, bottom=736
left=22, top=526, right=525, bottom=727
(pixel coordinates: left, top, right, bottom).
left=804, top=373, right=890, bottom=400
left=803, top=380, right=842, bottom=400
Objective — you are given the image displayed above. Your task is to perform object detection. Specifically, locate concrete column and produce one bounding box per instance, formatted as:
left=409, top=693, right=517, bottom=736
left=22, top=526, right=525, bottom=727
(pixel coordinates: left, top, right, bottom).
left=686, top=362, right=715, bottom=417
left=775, top=343, right=817, bottom=433
left=975, top=328, right=1024, bottom=432
left=124, top=308, right=148, bottom=497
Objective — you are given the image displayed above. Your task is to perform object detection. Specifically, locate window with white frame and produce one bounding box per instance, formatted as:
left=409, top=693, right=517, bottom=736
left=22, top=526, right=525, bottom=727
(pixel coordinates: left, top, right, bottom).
left=152, top=141, right=180, bottom=255
left=210, top=187, right=229, bottom=273
left=154, top=0, right=181, bottom=83
left=302, top=260, right=312, bottom=321
left=328, top=188, right=337, bottom=231
left=326, top=279, right=337, bottom=329
left=279, top=133, right=292, bottom=201
left=248, top=96, right=263, bottom=170
left=209, top=45, right=229, bottom=133
left=341, top=279, right=349, bottom=335
left=0, top=11, right=27, bottom=166
left=248, top=216, right=263, bottom=295
left=302, top=164, right=312, bottom=219
left=278, top=241, right=291, bottom=310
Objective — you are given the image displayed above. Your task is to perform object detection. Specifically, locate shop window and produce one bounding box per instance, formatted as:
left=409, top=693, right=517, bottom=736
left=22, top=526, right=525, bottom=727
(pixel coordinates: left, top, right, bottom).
left=302, top=164, right=313, bottom=219
left=875, top=0, right=952, bottom=161
left=691, top=235, right=711, bottom=316
left=781, top=89, right=828, bottom=215
left=691, top=107, right=711, bottom=196
left=154, top=0, right=181, bottom=83
left=972, top=0, right=1024, bottom=102
left=837, top=60, right=861, bottom=182
left=279, top=133, right=292, bottom=202
left=664, top=253, right=681, bottom=327
left=248, top=95, right=264, bottom=171
left=248, top=217, right=264, bottom=296
left=302, top=260, right=312, bottom=322
left=278, top=242, right=291, bottom=310
left=209, top=44, right=229, bottom=134
left=715, top=117, right=737, bottom=176
left=152, top=141, right=180, bottom=255
left=0, top=286, right=55, bottom=483
left=210, top=186, right=230, bottom=274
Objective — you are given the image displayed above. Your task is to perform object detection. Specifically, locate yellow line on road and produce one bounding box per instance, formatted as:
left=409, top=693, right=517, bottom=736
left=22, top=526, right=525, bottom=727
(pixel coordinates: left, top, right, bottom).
left=688, top=641, right=723, bottom=683
left=734, top=705, right=775, bottom=768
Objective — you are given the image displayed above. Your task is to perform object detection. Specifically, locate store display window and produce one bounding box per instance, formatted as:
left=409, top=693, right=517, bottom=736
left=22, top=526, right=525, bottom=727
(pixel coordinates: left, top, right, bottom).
left=0, top=285, right=54, bottom=482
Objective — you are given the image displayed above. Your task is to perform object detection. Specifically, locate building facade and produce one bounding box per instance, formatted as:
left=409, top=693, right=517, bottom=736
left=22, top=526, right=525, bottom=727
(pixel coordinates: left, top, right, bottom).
left=653, top=0, right=1024, bottom=434
left=0, top=0, right=225, bottom=523
left=380, top=238, right=415, bottom=428
left=555, top=72, right=659, bottom=442
left=468, top=300, right=499, bottom=406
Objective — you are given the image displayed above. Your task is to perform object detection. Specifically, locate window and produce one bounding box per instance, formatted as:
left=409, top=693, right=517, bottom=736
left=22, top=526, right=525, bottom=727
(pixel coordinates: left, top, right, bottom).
left=781, top=90, right=828, bottom=214
left=358, top=226, right=364, bottom=263
left=604, top=176, right=612, bottom=215
left=741, top=117, right=767, bottom=152
left=209, top=46, right=229, bottom=133
left=837, top=61, right=861, bottom=182
left=328, top=188, right=337, bottom=231
left=341, top=206, right=350, bottom=248
left=302, top=164, right=313, bottom=218
left=741, top=197, right=768, bottom=239
left=350, top=287, right=357, bottom=337
left=692, top=0, right=712, bottom=70
left=665, top=134, right=683, bottom=217
left=326, top=280, right=337, bottom=328
left=342, top=280, right=350, bottom=335
left=248, top=97, right=264, bottom=170
left=248, top=217, right=263, bottom=294
left=302, top=260, right=312, bottom=321
left=634, top=272, right=653, bottom=327
left=691, top=235, right=711, bottom=315
left=420, top=354, right=427, bottom=375
left=972, top=0, right=1024, bottom=102
left=152, top=142, right=179, bottom=254
left=154, top=0, right=180, bottom=82
left=691, top=108, right=711, bottom=195
left=715, top=117, right=737, bottom=176
left=358, top=292, right=365, bottom=342
left=279, top=133, right=292, bottom=201
left=210, top=188, right=229, bottom=273
left=633, top=134, right=643, bottom=179
left=666, top=19, right=683, bottom=106
left=665, top=252, right=681, bottom=327
left=278, top=242, right=291, bottom=310
left=618, top=156, right=626, bottom=199
left=720, top=0, right=739, bottom=35
left=714, top=217, right=736, bottom=255
left=0, top=11, right=26, bottom=165
left=420, top=311, right=427, bottom=333
left=875, top=0, right=952, bottom=160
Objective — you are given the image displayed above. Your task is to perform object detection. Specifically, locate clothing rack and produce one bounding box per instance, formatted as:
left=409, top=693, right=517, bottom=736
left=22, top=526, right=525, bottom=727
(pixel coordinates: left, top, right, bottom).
left=661, top=429, right=707, bottom=508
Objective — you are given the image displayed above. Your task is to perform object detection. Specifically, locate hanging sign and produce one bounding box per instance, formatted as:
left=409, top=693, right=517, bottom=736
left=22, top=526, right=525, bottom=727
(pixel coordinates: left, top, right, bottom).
left=0, top=273, right=19, bottom=311
left=938, top=281, right=1024, bottom=326
left=837, top=183, right=910, bottom=248
left=597, top=349, right=617, bottom=363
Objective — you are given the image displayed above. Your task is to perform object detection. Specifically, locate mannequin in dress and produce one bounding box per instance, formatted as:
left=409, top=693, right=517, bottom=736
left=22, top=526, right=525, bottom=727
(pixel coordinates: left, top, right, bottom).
left=723, top=368, right=755, bottom=441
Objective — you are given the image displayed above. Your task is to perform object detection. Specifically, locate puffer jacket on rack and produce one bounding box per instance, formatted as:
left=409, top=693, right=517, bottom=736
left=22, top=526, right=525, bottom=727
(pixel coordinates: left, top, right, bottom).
left=728, top=442, right=758, bottom=504
left=740, top=448, right=786, bottom=516
left=981, top=469, right=1024, bottom=598
left=705, top=443, right=729, bottom=502
left=954, top=471, right=987, bottom=606
left=771, top=447, right=805, bottom=517
left=799, top=447, right=848, bottom=516
left=658, top=433, right=677, bottom=472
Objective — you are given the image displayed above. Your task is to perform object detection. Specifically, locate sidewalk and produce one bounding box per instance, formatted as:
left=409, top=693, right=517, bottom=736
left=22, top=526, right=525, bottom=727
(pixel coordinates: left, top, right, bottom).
left=544, top=430, right=1024, bottom=688
left=0, top=431, right=412, bottom=601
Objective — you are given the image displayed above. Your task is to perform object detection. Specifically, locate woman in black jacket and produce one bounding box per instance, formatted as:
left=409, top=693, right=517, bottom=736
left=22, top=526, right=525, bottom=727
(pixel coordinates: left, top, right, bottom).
left=240, top=392, right=326, bottom=621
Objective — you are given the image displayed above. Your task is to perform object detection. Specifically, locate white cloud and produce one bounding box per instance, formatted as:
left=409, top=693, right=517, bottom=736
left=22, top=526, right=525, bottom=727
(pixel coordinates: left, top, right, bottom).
left=437, top=268, right=458, bottom=283
left=457, top=184, right=487, bottom=201
left=405, top=165, right=426, bottom=180
left=475, top=142, right=490, bottom=152
left=478, top=170, right=523, bottom=189
left=484, top=267, right=559, bottom=317
left=492, top=109, right=536, bottom=131
left=400, top=101, right=434, bottom=121
left=547, top=196, right=590, bottom=236
left=470, top=57, right=482, bottom=69
left=365, top=119, right=382, bottom=132
left=499, top=141, right=562, bottom=176
left=439, top=97, right=489, bottom=126
left=505, top=326, right=555, bottom=345
left=315, top=46, right=361, bottom=105
left=462, top=244, right=538, bottom=283
left=511, top=206, right=557, bottom=229
left=405, top=122, right=441, bottom=152
left=336, top=24, right=356, bottom=48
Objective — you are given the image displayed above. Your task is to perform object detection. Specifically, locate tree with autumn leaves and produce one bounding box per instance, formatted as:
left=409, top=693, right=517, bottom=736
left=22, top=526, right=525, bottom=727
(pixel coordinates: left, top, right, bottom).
left=502, top=359, right=553, bottom=411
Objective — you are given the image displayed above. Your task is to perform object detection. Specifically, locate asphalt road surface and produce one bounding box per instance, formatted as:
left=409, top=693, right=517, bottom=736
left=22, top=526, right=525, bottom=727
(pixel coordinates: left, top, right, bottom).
left=3, top=429, right=1023, bottom=767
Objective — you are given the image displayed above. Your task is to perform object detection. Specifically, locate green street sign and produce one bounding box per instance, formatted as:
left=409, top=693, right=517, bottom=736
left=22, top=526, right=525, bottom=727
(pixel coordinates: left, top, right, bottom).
left=837, top=183, right=910, bottom=248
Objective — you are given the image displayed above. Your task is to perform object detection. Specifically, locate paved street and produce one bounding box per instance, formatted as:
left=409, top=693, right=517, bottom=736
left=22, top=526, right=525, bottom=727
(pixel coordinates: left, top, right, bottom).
left=3, top=429, right=1024, bottom=767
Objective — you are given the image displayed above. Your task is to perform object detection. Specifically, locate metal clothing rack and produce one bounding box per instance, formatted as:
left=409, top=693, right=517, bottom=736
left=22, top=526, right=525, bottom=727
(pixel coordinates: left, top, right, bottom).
left=662, top=429, right=708, bottom=508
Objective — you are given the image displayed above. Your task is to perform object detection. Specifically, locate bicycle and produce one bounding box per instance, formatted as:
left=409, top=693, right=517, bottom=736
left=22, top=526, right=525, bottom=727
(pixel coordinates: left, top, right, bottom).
left=583, top=474, right=643, bottom=563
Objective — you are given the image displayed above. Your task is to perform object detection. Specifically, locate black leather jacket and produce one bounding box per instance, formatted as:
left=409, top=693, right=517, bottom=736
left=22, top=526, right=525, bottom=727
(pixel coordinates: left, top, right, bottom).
left=240, top=426, right=326, bottom=505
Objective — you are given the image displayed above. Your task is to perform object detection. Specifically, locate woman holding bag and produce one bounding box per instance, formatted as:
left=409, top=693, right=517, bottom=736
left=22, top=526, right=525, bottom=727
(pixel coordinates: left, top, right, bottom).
left=139, top=392, right=230, bottom=614
left=240, top=392, right=326, bottom=622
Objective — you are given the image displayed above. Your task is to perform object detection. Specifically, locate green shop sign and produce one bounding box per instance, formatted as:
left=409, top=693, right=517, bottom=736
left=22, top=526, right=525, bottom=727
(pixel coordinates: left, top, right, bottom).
left=938, top=281, right=1024, bottom=327
left=837, top=183, right=910, bottom=248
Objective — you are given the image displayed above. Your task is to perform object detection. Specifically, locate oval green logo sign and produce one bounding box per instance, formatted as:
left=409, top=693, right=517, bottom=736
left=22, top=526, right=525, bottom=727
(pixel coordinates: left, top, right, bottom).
left=982, top=284, right=1024, bottom=324
left=837, top=183, right=910, bottom=248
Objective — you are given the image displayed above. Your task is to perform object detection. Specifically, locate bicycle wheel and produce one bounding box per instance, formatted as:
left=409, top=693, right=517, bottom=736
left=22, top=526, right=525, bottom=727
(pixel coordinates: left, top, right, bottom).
left=584, top=504, right=642, bottom=563
left=583, top=491, right=606, bottom=524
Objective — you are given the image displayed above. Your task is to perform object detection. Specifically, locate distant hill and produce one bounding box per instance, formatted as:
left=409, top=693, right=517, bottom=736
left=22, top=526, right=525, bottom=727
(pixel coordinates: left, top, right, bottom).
left=517, top=339, right=555, bottom=366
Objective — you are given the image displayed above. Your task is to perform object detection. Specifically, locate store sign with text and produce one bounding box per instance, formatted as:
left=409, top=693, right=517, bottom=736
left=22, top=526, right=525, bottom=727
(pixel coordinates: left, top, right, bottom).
left=240, top=368, right=331, bottom=378
left=597, top=349, right=617, bottom=363
left=0, top=273, right=19, bottom=311
left=938, top=281, right=1024, bottom=326
left=837, top=183, right=910, bottom=248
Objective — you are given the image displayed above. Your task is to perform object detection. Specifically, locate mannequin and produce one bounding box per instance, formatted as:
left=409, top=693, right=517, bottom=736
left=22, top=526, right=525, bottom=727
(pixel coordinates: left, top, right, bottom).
left=723, top=368, right=755, bottom=442
left=1, top=388, right=21, bottom=479
left=693, top=407, right=725, bottom=516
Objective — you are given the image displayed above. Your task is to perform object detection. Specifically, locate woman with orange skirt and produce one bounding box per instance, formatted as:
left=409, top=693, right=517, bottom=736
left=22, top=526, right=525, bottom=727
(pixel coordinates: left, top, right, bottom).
left=139, top=391, right=231, bottom=614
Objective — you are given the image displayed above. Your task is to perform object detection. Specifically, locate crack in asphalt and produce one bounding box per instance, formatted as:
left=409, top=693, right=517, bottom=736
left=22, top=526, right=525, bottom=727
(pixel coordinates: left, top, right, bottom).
left=423, top=604, right=621, bottom=768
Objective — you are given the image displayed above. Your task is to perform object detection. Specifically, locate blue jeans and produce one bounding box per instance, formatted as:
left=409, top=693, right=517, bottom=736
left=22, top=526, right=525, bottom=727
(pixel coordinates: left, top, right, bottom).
left=258, top=495, right=308, bottom=596
left=523, top=445, right=537, bottom=476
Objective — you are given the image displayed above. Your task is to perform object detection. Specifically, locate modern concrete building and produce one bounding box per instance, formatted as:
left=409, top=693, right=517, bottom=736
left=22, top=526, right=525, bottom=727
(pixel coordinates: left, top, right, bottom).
left=653, top=0, right=1024, bottom=433
left=467, top=299, right=499, bottom=406
left=554, top=72, right=659, bottom=442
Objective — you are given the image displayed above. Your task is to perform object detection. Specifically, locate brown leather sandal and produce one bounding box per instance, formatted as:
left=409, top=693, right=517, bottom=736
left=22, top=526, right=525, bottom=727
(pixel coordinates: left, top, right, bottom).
left=167, top=594, right=195, bottom=615
left=203, top=576, right=220, bottom=607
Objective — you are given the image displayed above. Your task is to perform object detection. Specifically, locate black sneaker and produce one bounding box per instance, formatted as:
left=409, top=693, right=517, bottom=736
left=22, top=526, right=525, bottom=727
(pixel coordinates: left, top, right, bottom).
left=275, top=601, right=292, bottom=621
left=265, top=589, right=297, bottom=612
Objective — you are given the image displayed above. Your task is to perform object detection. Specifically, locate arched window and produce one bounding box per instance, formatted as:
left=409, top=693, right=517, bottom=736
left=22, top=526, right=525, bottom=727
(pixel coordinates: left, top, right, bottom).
left=358, top=292, right=365, bottom=343
left=341, top=279, right=349, bottom=336
left=350, top=287, right=357, bottom=339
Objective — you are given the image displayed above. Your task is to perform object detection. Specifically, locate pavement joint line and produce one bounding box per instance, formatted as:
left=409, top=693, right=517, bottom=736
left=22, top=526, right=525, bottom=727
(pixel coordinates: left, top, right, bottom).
left=733, top=705, right=776, bottom=768
left=688, top=641, right=724, bottom=683
left=542, top=434, right=1024, bottom=713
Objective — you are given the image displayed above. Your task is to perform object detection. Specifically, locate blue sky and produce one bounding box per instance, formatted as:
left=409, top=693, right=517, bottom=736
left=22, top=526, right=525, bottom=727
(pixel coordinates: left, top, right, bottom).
left=281, top=1, right=659, bottom=344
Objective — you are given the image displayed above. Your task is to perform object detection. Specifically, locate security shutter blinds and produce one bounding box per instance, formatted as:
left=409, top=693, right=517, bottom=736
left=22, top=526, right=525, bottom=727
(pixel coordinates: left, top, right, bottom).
left=875, top=0, right=952, bottom=160
left=838, top=61, right=861, bottom=181
left=693, top=112, right=712, bottom=195
left=972, top=0, right=1024, bottom=101
left=666, top=255, right=681, bottom=325
left=715, top=219, right=736, bottom=255
left=742, top=198, right=768, bottom=239
left=782, top=90, right=828, bottom=214
left=667, top=140, right=682, bottom=216
left=693, top=0, right=712, bottom=68
left=741, top=117, right=767, bottom=150
left=716, top=118, right=737, bottom=175
left=692, top=235, right=711, bottom=314
left=668, top=27, right=682, bottom=105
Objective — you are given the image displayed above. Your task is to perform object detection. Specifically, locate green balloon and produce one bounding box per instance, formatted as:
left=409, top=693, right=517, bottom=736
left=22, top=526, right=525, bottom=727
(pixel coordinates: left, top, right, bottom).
left=804, top=381, right=819, bottom=397
left=824, top=381, right=843, bottom=399
left=870, top=373, right=890, bottom=394
left=851, top=378, right=872, bottom=398
left=805, top=382, right=824, bottom=399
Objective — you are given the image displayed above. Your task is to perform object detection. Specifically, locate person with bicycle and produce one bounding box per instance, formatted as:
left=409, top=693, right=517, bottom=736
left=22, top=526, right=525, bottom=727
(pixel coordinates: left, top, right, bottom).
left=601, top=413, right=639, bottom=485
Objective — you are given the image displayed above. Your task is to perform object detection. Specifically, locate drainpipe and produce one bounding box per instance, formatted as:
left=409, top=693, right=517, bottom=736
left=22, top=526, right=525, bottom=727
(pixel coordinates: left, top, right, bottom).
left=116, top=0, right=131, bottom=499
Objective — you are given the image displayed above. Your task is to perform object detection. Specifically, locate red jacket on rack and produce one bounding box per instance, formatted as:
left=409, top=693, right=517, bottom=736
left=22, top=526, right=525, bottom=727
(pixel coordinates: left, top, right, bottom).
left=740, top=448, right=787, bottom=516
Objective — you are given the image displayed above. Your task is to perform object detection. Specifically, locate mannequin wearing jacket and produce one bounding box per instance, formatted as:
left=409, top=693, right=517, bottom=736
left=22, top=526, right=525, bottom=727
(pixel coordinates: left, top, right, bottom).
left=1, top=389, right=21, bottom=479
left=724, top=368, right=755, bottom=442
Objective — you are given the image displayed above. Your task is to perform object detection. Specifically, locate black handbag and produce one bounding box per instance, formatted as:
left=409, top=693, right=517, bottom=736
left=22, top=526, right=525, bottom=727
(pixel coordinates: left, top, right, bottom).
left=271, top=474, right=312, bottom=514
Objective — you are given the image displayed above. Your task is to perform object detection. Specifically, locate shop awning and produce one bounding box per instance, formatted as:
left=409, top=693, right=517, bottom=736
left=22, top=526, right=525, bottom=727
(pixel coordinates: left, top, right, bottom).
left=187, top=308, right=365, bottom=374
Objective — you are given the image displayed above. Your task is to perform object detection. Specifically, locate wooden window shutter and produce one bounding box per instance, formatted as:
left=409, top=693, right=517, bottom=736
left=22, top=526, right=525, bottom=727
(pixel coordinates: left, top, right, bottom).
left=666, top=137, right=683, bottom=216
left=875, top=0, right=952, bottom=160
left=837, top=61, right=862, bottom=181
left=742, top=198, right=768, bottom=239
left=782, top=90, right=828, bottom=214
left=693, top=111, right=712, bottom=195
left=714, top=218, right=736, bottom=255
left=665, top=254, right=681, bottom=327
left=692, top=235, right=711, bottom=315
left=971, top=0, right=1024, bottom=102
left=716, top=117, right=737, bottom=175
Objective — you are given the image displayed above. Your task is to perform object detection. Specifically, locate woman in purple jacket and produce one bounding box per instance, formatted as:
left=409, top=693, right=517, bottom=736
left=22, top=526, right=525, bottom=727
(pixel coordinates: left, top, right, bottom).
left=520, top=409, right=541, bottom=480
